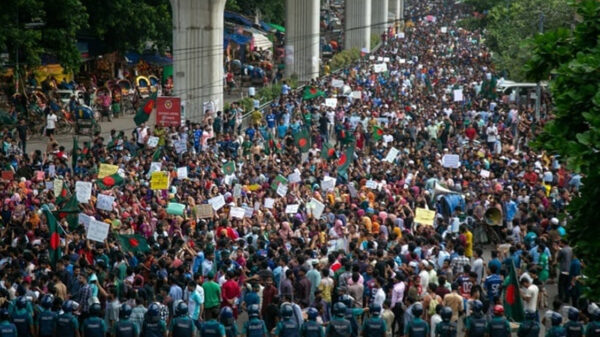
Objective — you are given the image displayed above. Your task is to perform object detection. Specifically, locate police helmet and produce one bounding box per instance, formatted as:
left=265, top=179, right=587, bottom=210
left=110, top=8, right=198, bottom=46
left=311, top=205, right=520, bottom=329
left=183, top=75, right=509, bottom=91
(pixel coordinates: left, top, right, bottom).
left=591, top=305, right=600, bottom=321
left=281, top=304, right=294, bottom=319
left=441, top=307, right=453, bottom=322
left=340, top=295, right=353, bottom=308
left=16, top=296, right=28, bottom=309
left=220, top=306, right=234, bottom=325
left=147, top=303, right=161, bottom=322
left=0, top=308, right=9, bottom=321
left=248, top=304, right=260, bottom=318
left=62, top=300, right=75, bottom=313
left=412, top=302, right=424, bottom=318
left=333, top=302, right=347, bottom=317
left=307, top=307, right=319, bottom=320
left=525, top=309, right=537, bottom=321
left=471, top=300, right=483, bottom=314
left=370, top=304, right=382, bottom=316
left=41, top=294, right=54, bottom=309
left=493, top=305, right=504, bottom=316
left=551, top=312, right=563, bottom=326
left=120, top=304, right=132, bottom=319
left=175, top=301, right=189, bottom=317
left=90, top=303, right=102, bottom=317
left=568, top=307, right=579, bottom=321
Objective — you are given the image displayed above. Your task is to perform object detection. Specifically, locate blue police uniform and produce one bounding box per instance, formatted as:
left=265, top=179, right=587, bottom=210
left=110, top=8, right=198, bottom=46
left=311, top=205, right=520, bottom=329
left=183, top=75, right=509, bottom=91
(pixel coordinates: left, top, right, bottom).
left=38, top=309, right=57, bottom=337
left=12, top=308, right=34, bottom=337
left=301, top=320, right=324, bottom=337
left=243, top=317, right=268, bottom=337
left=57, top=313, right=79, bottom=337
left=225, top=324, right=239, bottom=337
left=200, top=319, right=226, bottom=337
left=326, top=318, right=352, bottom=337
left=0, top=320, right=18, bottom=337
left=405, top=317, right=429, bottom=337
left=435, top=322, right=457, bottom=337
left=586, top=322, right=600, bottom=337
left=141, top=320, right=167, bottom=337
left=113, top=319, right=139, bottom=337
left=517, top=319, right=540, bottom=337
left=466, top=316, right=488, bottom=337
left=547, top=326, right=567, bottom=337
left=169, top=316, right=195, bottom=337
left=361, top=317, right=386, bottom=337
left=275, top=319, right=300, bottom=337
left=82, top=316, right=107, bottom=337
left=564, top=321, right=584, bottom=337
left=344, top=309, right=360, bottom=337
left=487, top=317, right=511, bottom=337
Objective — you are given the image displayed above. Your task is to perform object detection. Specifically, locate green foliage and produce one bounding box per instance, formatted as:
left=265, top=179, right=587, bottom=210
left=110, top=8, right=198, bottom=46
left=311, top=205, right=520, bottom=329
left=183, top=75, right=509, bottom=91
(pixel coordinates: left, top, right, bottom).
left=525, top=0, right=600, bottom=300
left=370, top=34, right=382, bottom=50
left=229, top=0, right=286, bottom=26
left=329, top=48, right=360, bottom=71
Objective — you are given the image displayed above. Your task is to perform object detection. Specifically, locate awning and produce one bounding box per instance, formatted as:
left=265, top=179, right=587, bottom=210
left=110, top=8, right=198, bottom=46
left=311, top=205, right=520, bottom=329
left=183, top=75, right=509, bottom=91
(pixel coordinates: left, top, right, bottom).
left=225, top=11, right=254, bottom=27
left=125, top=52, right=172, bottom=66
left=225, top=33, right=251, bottom=45
left=266, top=22, right=285, bottom=33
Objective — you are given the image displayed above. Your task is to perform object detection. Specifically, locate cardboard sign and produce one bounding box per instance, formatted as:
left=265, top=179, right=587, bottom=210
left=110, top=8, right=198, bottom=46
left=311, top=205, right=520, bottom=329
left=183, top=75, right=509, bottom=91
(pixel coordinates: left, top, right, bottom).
left=264, top=198, right=275, bottom=209
left=365, top=180, right=378, bottom=190
left=233, top=184, right=242, bottom=198
left=397, top=32, right=405, bottom=39
left=441, top=26, right=448, bottom=33
left=384, top=147, right=399, bottom=163
left=208, top=195, right=225, bottom=211
left=414, top=208, right=436, bottom=226
left=480, top=169, right=491, bottom=178
left=325, top=98, right=338, bottom=108
left=150, top=171, right=169, bottom=190
left=147, top=136, right=159, bottom=148
left=87, top=219, right=109, bottom=243
left=285, top=204, right=299, bottom=214
left=374, top=63, right=388, bottom=73
left=174, top=139, right=187, bottom=154
left=177, top=167, right=188, bottom=179
left=321, top=176, right=336, bottom=192
left=350, top=91, right=362, bottom=99
left=331, top=79, right=344, bottom=88
left=167, top=202, right=186, bottom=215
left=53, top=179, right=63, bottom=197
left=96, top=194, right=115, bottom=211
left=276, top=183, right=288, bottom=197
left=149, top=162, right=162, bottom=175
left=243, top=206, right=254, bottom=218
left=288, top=171, right=301, bottom=184
left=442, top=154, right=460, bottom=168
left=230, top=207, right=245, bottom=219
left=156, top=97, right=182, bottom=127
left=196, top=204, right=214, bottom=218
left=309, top=198, right=325, bottom=219
left=453, top=89, right=464, bottom=102
left=98, top=164, right=119, bottom=179
left=75, top=181, right=92, bottom=203
left=78, top=213, right=93, bottom=229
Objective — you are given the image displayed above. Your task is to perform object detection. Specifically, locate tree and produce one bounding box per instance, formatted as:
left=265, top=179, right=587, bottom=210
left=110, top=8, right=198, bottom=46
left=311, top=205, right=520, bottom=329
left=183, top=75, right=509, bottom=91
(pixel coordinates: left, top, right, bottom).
left=228, top=0, right=286, bottom=26
left=525, top=0, right=600, bottom=300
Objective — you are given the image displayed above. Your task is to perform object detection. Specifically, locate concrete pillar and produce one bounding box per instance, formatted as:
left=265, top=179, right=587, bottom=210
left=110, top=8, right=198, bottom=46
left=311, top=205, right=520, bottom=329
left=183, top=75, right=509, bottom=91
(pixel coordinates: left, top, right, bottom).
left=285, top=0, right=320, bottom=82
left=171, top=0, right=226, bottom=122
left=345, top=0, right=372, bottom=52
left=371, top=0, right=389, bottom=34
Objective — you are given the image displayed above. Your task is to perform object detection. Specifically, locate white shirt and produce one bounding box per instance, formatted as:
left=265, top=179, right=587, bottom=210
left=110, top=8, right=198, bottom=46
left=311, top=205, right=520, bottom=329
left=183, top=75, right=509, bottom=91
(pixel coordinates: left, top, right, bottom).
left=46, top=113, right=58, bottom=129
left=373, top=287, right=386, bottom=308
left=486, top=125, right=498, bottom=142
left=419, top=270, right=430, bottom=290
left=523, top=284, right=539, bottom=312
left=472, top=258, right=484, bottom=284
left=431, top=314, right=442, bottom=337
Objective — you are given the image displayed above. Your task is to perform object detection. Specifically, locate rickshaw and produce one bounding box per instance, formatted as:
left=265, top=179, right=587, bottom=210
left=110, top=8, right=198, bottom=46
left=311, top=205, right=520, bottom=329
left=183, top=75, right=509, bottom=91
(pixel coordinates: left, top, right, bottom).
left=148, top=75, right=160, bottom=94
left=118, top=79, right=136, bottom=114
left=74, top=105, right=101, bottom=135
left=136, top=76, right=151, bottom=98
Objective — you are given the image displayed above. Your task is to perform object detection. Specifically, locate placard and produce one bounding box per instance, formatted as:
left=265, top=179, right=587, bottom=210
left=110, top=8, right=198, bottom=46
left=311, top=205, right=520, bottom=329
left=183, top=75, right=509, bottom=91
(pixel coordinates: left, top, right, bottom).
left=48, top=165, right=56, bottom=178
left=96, top=194, right=115, bottom=211
left=309, top=198, right=325, bottom=219
left=384, top=147, right=399, bottom=163
left=374, top=63, right=388, bottom=73
left=480, top=169, right=491, bottom=178
left=365, top=180, right=378, bottom=189
left=383, top=57, right=390, bottom=63
left=321, top=176, right=336, bottom=192
left=208, top=195, right=225, bottom=211
left=441, top=27, right=448, bottom=33
left=78, top=213, right=93, bottom=228
left=264, top=198, right=275, bottom=209
left=75, top=181, right=92, bottom=203
left=271, top=175, right=288, bottom=190
left=276, top=183, right=288, bottom=197
left=331, top=79, right=344, bottom=88
left=453, top=89, right=463, bottom=102
left=397, top=32, right=405, bottom=39
left=87, top=219, right=109, bottom=243
left=233, top=184, right=242, bottom=198
left=348, top=183, right=358, bottom=198
left=243, top=206, right=254, bottom=218
left=177, top=167, right=188, bottom=179
left=196, top=204, right=214, bottom=218
left=156, top=97, right=182, bottom=127
left=150, top=171, right=169, bottom=190
left=350, top=91, right=362, bottom=99
left=414, top=208, right=436, bottom=226
left=174, top=139, right=187, bottom=154
left=442, top=154, right=460, bottom=168
left=98, top=164, right=119, bottom=179
left=149, top=162, right=162, bottom=175
left=147, top=136, right=159, bottom=148
left=325, top=98, right=338, bottom=108
left=285, top=204, right=299, bottom=214
left=53, top=179, right=63, bottom=197
left=167, top=202, right=185, bottom=215
left=288, top=172, right=301, bottom=184
left=230, top=206, right=245, bottom=219
left=45, top=181, right=53, bottom=191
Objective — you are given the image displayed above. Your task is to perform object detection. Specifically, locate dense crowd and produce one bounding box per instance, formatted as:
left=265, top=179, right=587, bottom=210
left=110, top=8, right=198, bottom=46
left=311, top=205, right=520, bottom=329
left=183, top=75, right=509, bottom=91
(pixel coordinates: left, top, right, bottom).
left=0, top=1, right=596, bottom=337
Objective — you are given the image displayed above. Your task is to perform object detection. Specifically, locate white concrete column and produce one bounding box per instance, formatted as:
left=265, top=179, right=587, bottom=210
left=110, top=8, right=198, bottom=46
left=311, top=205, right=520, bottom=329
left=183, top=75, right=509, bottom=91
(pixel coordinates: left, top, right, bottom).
left=345, top=0, right=372, bottom=52
left=389, top=0, right=401, bottom=24
left=371, top=0, right=389, bottom=34
left=171, top=0, right=226, bottom=122
left=285, top=0, right=320, bottom=82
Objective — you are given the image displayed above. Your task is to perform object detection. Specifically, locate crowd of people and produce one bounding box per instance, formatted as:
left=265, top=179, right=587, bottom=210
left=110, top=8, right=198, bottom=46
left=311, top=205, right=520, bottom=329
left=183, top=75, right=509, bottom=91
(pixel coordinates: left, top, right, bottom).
left=0, top=0, right=595, bottom=337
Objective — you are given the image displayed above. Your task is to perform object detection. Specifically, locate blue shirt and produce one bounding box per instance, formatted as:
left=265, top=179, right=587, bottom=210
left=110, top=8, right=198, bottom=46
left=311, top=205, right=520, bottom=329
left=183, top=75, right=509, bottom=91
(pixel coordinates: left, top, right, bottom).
left=277, top=125, right=288, bottom=138
left=246, top=128, right=256, bottom=141
left=266, top=114, right=276, bottom=128
left=484, top=274, right=503, bottom=302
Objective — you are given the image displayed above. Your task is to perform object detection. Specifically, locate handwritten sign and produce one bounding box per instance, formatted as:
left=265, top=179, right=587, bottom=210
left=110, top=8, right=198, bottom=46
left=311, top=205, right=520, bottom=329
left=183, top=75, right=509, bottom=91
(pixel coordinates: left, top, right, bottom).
left=174, top=139, right=187, bottom=154
left=414, top=208, right=436, bottom=226
left=365, top=180, right=378, bottom=190
left=75, top=181, right=92, bottom=203
left=264, top=198, right=275, bottom=209
left=331, top=79, right=344, bottom=88
left=230, top=207, right=245, bottom=219
left=351, top=91, right=362, bottom=99
left=276, top=183, right=288, bottom=197
left=196, top=204, right=213, bottom=219
left=87, top=219, right=109, bottom=243
left=177, top=167, right=188, bottom=179
left=53, top=179, right=63, bottom=197
left=385, top=147, right=399, bottom=163
left=78, top=213, right=93, bottom=229
left=321, top=176, right=336, bottom=192
left=348, top=183, right=358, bottom=198
left=309, top=198, right=325, bottom=219
left=233, top=184, right=242, bottom=198
left=98, top=164, right=119, bottom=179
left=480, top=169, right=490, bottom=178
left=208, top=195, right=225, bottom=211
left=96, top=194, right=115, bottom=211
left=288, top=172, right=301, bottom=184
left=453, top=89, right=463, bottom=102
left=149, top=162, right=162, bottom=175
left=285, top=204, right=299, bottom=214
left=442, top=154, right=460, bottom=168
left=374, top=63, right=388, bottom=73
left=147, top=136, right=159, bottom=148
left=325, top=98, right=338, bottom=108
left=243, top=206, right=254, bottom=218
left=150, top=171, right=169, bottom=190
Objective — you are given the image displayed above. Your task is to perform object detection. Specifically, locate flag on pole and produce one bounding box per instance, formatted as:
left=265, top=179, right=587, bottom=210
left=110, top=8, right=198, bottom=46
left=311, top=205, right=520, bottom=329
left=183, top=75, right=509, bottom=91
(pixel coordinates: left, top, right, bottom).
left=96, top=173, right=125, bottom=190
left=503, top=260, right=525, bottom=322
left=372, top=125, right=384, bottom=141
left=294, top=128, right=311, bottom=152
left=302, top=86, right=326, bottom=100
left=117, top=234, right=150, bottom=253
left=134, top=92, right=158, bottom=125
left=44, top=210, right=63, bottom=268
left=337, top=146, right=355, bottom=178
left=321, top=142, right=336, bottom=159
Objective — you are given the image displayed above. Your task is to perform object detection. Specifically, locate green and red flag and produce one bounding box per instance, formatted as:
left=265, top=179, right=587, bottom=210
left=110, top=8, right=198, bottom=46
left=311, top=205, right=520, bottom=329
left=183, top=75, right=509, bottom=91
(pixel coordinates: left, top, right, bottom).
left=302, top=86, right=326, bottom=100
left=222, top=161, right=236, bottom=175
left=117, top=234, right=150, bottom=253
left=96, top=173, right=125, bottom=190
left=503, top=260, right=525, bottom=322
left=55, top=186, right=70, bottom=206
left=44, top=210, right=64, bottom=268
left=337, top=146, right=355, bottom=178
left=55, top=194, right=81, bottom=230
left=293, top=128, right=311, bottom=152
left=134, top=92, right=158, bottom=125
left=372, top=125, right=384, bottom=141
left=321, top=142, right=336, bottom=160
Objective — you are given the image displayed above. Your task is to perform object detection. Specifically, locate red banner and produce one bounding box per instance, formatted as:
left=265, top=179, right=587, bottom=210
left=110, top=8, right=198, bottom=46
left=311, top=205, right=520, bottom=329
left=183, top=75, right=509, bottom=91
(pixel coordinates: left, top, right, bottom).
left=156, top=97, right=181, bottom=127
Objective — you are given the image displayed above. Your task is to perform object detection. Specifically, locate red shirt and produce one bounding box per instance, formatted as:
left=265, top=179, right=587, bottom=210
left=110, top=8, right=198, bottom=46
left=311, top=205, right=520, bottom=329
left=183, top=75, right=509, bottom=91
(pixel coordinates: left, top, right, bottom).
left=465, top=127, right=477, bottom=140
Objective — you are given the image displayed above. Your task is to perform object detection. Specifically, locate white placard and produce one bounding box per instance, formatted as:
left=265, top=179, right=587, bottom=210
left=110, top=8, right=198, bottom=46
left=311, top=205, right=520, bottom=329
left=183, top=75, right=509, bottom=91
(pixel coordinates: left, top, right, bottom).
left=321, top=176, right=336, bottom=192
left=208, top=195, right=226, bottom=211
left=96, top=194, right=115, bottom=211
left=365, top=179, right=378, bottom=189
left=233, top=184, right=242, bottom=198
left=331, top=79, right=344, bottom=88
left=285, top=204, right=299, bottom=214
left=374, top=63, right=388, bottom=73
left=441, top=27, right=448, bottom=33
left=45, top=181, right=54, bottom=191
left=377, top=56, right=383, bottom=62
left=288, top=172, right=301, bottom=184
left=53, top=179, right=63, bottom=197
left=480, top=169, right=491, bottom=178
left=174, top=139, right=187, bottom=154
left=149, top=162, right=162, bottom=175
left=384, top=147, right=399, bottom=163
left=348, top=183, right=358, bottom=198
left=87, top=219, right=109, bottom=243
left=383, top=57, right=390, bottom=63
left=276, top=183, right=288, bottom=197
left=75, top=181, right=92, bottom=203
left=147, top=136, right=159, bottom=148
left=351, top=91, right=362, bottom=99
left=230, top=206, right=245, bottom=219
left=325, top=98, right=338, bottom=108
left=397, top=32, right=405, bottom=39
left=310, top=198, right=325, bottom=219
left=442, top=154, right=461, bottom=168
left=453, top=89, right=464, bottom=102
left=264, top=198, right=275, bottom=209
left=78, top=213, right=93, bottom=229
left=243, top=206, right=254, bottom=218
left=399, top=58, right=406, bottom=64
left=369, top=56, right=375, bottom=60
left=177, top=167, right=188, bottom=179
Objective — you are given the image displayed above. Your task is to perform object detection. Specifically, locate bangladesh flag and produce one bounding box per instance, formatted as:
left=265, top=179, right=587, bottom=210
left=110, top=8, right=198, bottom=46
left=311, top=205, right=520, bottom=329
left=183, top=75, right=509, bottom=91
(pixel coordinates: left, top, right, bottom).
left=56, top=195, right=81, bottom=230
left=372, top=125, right=384, bottom=141
left=96, top=173, right=125, bottom=190
left=503, top=261, right=525, bottom=322
left=337, top=146, right=355, bottom=178
left=117, top=234, right=150, bottom=253
left=55, top=186, right=70, bottom=206
left=152, top=147, right=162, bottom=161
left=294, top=128, right=311, bottom=152
left=302, top=86, right=326, bottom=100
left=321, top=142, right=336, bottom=159
left=44, top=210, right=63, bottom=268
left=222, top=161, right=236, bottom=175
left=134, top=92, right=158, bottom=125
left=72, top=137, right=79, bottom=171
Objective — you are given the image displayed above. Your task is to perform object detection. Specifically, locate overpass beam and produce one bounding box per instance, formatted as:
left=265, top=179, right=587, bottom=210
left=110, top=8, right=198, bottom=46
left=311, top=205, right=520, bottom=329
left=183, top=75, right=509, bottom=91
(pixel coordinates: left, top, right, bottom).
left=285, top=0, right=320, bottom=82
left=345, top=0, right=372, bottom=52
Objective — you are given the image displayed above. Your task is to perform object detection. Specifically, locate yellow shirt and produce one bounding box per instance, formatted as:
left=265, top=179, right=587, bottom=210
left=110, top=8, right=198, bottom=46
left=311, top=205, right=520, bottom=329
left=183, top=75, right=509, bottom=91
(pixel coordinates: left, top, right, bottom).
left=465, top=230, right=473, bottom=258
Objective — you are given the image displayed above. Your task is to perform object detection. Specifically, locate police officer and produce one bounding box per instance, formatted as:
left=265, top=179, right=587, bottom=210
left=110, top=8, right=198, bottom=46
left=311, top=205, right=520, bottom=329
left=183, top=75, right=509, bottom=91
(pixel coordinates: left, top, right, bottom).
left=169, top=301, right=195, bottom=337
left=326, top=303, right=352, bottom=337
left=274, top=304, right=300, bottom=337
left=301, top=307, right=324, bottom=337
left=465, top=300, right=487, bottom=337
left=435, top=307, right=457, bottom=337
left=82, top=303, right=107, bottom=337
left=487, top=305, right=510, bottom=337
left=113, top=304, right=139, bottom=337
left=199, top=309, right=226, bottom=337
left=547, top=312, right=566, bottom=337
left=340, top=295, right=363, bottom=337
left=564, top=308, right=584, bottom=337
left=141, top=303, right=167, bottom=337
left=243, top=304, right=268, bottom=337
left=219, top=307, right=238, bottom=337
left=405, top=302, right=429, bottom=337
left=361, top=304, right=385, bottom=337
left=38, top=294, right=57, bottom=337
left=517, top=310, right=541, bottom=337
left=12, top=296, right=35, bottom=337
left=57, top=300, right=81, bottom=337
left=586, top=305, right=600, bottom=337
left=0, top=308, right=17, bottom=337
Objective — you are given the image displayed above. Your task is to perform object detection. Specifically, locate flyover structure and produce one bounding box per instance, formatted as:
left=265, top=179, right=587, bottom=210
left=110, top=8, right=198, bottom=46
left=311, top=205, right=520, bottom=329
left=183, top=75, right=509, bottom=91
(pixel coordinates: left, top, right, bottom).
left=344, top=0, right=372, bottom=52
left=285, top=0, right=321, bottom=82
